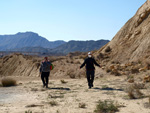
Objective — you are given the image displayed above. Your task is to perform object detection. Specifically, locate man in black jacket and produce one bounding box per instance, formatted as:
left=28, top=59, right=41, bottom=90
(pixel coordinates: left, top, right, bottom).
left=80, top=52, right=100, bottom=89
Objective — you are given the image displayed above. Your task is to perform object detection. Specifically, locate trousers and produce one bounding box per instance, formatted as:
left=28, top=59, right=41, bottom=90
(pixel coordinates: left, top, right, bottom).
left=86, top=70, right=95, bottom=87
left=41, top=72, right=50, bottom=87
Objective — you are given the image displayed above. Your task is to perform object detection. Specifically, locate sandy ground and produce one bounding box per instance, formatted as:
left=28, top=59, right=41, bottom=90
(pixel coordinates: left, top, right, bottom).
left=0, top=75, right=150, bottom=113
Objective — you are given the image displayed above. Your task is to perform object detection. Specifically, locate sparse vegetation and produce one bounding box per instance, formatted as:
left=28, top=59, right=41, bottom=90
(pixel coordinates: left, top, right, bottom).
left=60, top=80, right=68, bottom=84
left=126, top=83, right=144, bottom=99
left=1, top=78, right=17, bottom=87
left=49, top=94, right=64, bottom=99
left=25, top=110, right=32, bottom=113
left=94, top=100, right=119, bottom=113
left=131, top=67, right=139, bottom=74
left=49, top=100, right=58, bottom=106
left=79, top=102, right=86, bottom=108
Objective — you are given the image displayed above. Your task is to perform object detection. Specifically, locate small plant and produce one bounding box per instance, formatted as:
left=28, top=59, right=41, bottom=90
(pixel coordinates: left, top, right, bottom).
left=79, top=102, right=86, bottom=108
left=131, top=67, right=139, bottom=74
left=127, top=76, right=134, bottom=83
left=49, top=100, right=58, bottom=106
left=94, top=100, right=119, bottom=113
left=60, top=80, right=67, bottom=84
left=25, top=110, right=32, bottom=113
left=110, top=69, right=121, bottom=76
left=1, top=78, right=17, bottom=87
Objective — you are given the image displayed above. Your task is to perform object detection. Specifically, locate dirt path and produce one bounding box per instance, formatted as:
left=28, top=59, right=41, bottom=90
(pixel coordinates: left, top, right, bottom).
left=0, top=76, right=150, bottom=113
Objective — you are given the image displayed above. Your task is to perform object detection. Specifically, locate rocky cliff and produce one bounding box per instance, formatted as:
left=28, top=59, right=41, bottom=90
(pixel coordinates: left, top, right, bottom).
left=96, top=0, right=150, bottom=65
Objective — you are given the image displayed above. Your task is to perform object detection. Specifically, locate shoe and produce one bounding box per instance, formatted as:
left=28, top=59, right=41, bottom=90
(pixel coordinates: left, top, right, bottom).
left=46, top=85, right=48, bottom=88
left=43, top=84, right=46, bottom=88
left=91, top=84, right=94, bottom=87
left=89, top=86, right=91, bottom=89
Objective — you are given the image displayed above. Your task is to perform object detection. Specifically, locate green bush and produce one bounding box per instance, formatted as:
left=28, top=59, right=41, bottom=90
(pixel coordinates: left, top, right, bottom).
left=94, top=100, right=119, bottom=113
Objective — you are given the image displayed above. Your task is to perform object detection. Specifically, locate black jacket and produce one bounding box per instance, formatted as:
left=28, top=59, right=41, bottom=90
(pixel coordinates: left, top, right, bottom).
left=80, top=57, right=100, bottom=71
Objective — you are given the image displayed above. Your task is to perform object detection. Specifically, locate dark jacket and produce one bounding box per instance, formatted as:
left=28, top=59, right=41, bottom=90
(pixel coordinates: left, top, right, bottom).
left=40, top=60, right=51, bottom=72
left=80, top=57, right=100, bottom=71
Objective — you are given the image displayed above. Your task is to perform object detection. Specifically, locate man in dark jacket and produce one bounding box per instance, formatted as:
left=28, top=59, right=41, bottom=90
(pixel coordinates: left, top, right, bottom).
left=40, top=57, right=51, bottom=88
left=80, top=52, right=100, bottom=89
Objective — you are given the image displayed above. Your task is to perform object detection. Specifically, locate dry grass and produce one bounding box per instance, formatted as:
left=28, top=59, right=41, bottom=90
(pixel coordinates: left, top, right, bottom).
left=126, top=83, right=144, bottom=99
left=79, top=102, right=86, bottom=108
left=1, top=78, right=17, bottom=87
left=49, top=100, right=58, bottom=106
left=131, top=67, right=139, bottom=74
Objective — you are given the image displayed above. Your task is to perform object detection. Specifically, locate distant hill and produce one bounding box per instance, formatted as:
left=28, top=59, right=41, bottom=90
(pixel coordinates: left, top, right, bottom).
left=12, top=40, right=109, bottom=55
left=51, top=40, right=109, bottom=54
left=0, top=32, right=66, bottom=50
left=0, top=32, right=109, bottom=55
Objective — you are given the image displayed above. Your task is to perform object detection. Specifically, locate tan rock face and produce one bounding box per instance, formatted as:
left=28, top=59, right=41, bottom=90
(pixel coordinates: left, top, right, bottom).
left=96, top=0, right=150, bottom=64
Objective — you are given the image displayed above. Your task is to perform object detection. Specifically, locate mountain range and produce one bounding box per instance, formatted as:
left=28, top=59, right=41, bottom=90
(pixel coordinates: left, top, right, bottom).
left=0, top=32, right=109, bottom=55
left=0, top=32, right=66, bottom=50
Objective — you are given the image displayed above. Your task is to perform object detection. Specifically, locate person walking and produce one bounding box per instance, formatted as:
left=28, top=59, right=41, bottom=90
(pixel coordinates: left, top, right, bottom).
left=40, top=57, right=51, bottom=88
left=80, top=52, right=101, bottom=89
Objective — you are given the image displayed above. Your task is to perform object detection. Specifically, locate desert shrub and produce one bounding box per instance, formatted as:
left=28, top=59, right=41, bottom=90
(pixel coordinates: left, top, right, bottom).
left=110, top=69, right=121, bottom=76
left=105, top=46, right=111, bottom=53
left=79, top=103, right=86, bottom=108
left=49, top=100, right=58, bottom=106
left=60, top=80, right=67, bottom=84
left=131, top=67, right=139, bottom=74
left=127, top=76, right=134, bottom=83
left=126, top=83, right=144, bottom=99
left=49, top=94, right=64, bottom=99
left=94, top=100, right=119, bottom=113
left=25, top=110, right=32, bottom=113
left=1, top=78, right=17, bottom=87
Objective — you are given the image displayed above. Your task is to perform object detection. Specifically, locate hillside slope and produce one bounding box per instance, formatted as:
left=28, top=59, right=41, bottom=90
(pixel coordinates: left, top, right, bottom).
left=96, top=0, right=150, bottom=65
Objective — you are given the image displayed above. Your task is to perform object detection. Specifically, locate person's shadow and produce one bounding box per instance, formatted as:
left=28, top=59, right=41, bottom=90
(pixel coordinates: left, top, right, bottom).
left=47, top=87, right=70, bottom=91
left=93, top=87, right=124, bottom=91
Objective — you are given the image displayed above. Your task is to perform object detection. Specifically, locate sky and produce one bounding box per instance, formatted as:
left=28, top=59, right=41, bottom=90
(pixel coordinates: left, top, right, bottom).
left=0, top=0, right=146, bottom=42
